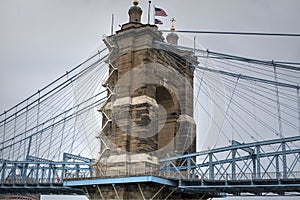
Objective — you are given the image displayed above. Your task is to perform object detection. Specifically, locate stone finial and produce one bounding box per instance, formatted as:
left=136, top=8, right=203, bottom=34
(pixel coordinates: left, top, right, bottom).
left=129, top=0, right=142, bottom=23
left=133, top=0, right=139, bottom=6
left=170, top=18, right=176, bottom=31
left=166, top=18, right=179, bottom=45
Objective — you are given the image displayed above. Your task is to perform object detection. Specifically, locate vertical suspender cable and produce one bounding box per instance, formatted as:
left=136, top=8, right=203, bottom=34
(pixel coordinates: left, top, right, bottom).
left=2, top=112, right=6, bottom=159
left=193, top=36, right=196, bottom=53
left=12, top=109, right=17, bottom=160
left=297, top=86, right=300, bottom=136
left=36, top=91, right=41, bottom=156
left=24, top=100, right=29, bottom=159
left=273, top=65, right=283, bottom=138
left=26, top=136, right=32, bottom=159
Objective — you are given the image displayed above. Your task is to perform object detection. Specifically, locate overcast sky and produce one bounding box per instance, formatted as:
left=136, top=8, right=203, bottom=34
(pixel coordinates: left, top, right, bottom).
left=1, top=0, right=300, bottom=199
left=0, top=0, right=300, bottom=113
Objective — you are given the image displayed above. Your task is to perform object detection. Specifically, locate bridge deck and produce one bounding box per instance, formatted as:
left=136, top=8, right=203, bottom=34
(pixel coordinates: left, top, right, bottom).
left=64, top=175, right=176, bottom=187
left=64, top=176, right=223, bottom=199
left=179, top=178, right=300, bottom=195
left=0, top=177, right=86, bottom=195
left=0, top=184, right=84, bottom=196
left=64, top=175, right=300, bottom=197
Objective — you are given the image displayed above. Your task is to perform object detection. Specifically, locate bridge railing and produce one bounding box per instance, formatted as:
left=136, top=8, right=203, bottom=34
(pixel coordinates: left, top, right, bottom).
left=159, top=135, right=300, bottom=181
left=159, top=170, right=300, bottom=181
left=2, top=136, right=299, bottom=186
left=0, top=153, right=94, bottom=187
left=1, top=178, right=63, bottom=185
left=64, top=136, right=300, bottom=182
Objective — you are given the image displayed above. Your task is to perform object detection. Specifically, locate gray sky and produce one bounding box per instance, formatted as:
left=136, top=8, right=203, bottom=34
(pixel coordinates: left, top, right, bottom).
left=0, top=0, right=300, bottom=113
left=1, top=1, right=300, bottom=199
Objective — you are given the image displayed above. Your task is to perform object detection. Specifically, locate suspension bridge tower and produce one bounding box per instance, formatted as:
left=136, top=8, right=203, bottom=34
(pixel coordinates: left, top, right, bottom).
left=83, top=1, right=201, bottom=199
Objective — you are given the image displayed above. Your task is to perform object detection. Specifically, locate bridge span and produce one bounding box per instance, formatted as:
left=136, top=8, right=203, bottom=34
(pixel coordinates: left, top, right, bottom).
left=1, top=135, right=299, bottom=197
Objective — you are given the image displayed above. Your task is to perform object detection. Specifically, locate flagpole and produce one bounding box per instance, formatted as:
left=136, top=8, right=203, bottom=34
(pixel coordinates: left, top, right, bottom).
left=153, top=4, right=155, bottom=25
left=111, top=13, right=114, bottom=35
left=148, top=1, right=151, bottom=24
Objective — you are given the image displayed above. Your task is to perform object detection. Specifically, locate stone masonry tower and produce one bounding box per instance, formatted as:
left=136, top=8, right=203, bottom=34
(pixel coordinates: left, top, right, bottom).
left=94, top=0, right=197, bottom=181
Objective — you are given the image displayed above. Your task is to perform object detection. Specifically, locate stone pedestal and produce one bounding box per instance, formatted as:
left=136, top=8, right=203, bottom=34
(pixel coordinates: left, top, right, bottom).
left=95, top=153, right=159, bottom=177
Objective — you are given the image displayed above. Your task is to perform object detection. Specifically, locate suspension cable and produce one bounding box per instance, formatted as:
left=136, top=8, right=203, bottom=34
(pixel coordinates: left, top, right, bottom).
left=161, top=30, right=300, bottom=37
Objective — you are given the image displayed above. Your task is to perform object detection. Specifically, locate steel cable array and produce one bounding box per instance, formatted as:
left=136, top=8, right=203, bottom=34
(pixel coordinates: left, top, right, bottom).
left=0, top=46, right=109, bottom=161
left=157, top=41, right=300, bottom=150
left=0, top=41, right=299, bottom=166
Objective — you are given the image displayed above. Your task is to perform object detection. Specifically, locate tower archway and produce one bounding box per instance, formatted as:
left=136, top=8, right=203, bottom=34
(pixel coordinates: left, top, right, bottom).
left=155, top=86, right=180, bottom=154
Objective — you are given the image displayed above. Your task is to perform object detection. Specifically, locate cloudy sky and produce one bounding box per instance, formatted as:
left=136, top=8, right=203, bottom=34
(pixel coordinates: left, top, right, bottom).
left=0, top=0, right=300, bottom=113
left=1, top=0, right=300, bottom=199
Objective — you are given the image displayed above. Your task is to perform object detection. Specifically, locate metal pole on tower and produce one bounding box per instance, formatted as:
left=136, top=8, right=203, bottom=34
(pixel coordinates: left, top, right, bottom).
left=111, top=14, right=114, bottom=35
left=148, top=1, right=152, bottom=24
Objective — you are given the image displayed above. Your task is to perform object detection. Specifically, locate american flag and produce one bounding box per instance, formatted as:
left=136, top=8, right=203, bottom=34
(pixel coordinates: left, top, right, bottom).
left=155, top=18, right=163, bottom=25
left=155, top=7, right=168, bottom=17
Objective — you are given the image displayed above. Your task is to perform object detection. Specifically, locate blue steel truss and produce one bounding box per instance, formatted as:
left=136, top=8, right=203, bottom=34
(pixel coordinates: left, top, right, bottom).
left=1, top=137, right=300, bottom=196
left=159, top=135, right=300, bottom=195
left=1, top=136, right=300, bottom=196
left=0, top=153, right=92, bottom=195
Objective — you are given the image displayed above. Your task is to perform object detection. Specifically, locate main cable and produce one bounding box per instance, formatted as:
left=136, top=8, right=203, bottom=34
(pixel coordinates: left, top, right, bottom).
left=161, top=30, right=300, bottom=37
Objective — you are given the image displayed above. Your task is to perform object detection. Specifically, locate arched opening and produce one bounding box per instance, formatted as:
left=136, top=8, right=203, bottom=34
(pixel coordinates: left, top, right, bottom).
left=156, top=86, right=180, bottom=153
